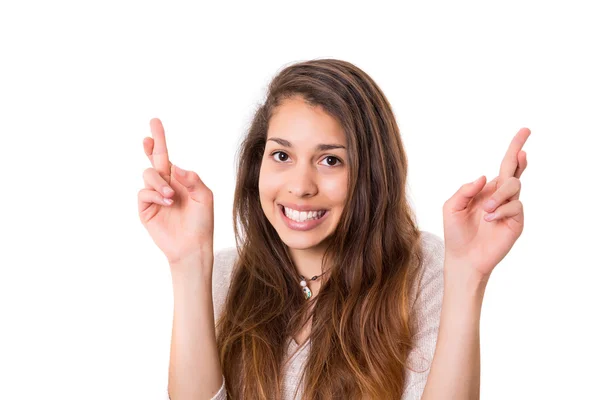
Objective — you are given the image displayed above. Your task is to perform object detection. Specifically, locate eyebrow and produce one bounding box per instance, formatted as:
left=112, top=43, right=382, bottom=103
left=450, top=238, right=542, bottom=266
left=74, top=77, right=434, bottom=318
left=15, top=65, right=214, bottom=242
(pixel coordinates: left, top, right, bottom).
left=267, top=137, right=346, bottom=151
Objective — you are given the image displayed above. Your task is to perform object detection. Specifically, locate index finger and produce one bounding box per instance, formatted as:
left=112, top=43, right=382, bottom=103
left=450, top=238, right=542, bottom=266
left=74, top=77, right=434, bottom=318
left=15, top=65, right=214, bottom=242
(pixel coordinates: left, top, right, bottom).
left=499, top=127, right=531, bottom=179
left=149, top=118, right=171, bottom=180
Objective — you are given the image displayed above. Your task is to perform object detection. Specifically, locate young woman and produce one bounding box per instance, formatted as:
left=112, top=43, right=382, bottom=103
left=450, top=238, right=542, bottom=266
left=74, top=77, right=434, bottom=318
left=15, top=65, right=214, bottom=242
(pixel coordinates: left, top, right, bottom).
left=138, top=59, right=530, bottom=399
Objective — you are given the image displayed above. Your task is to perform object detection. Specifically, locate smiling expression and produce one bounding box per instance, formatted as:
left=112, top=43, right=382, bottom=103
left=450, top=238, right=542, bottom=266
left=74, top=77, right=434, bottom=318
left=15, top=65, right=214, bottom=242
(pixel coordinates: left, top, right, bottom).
left=258, top=96, right=349, bottom=251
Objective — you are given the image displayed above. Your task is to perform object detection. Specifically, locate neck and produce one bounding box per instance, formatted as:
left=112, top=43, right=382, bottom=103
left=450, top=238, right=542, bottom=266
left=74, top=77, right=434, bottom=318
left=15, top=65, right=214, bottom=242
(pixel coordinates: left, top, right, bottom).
left=288, top=242, right=329, bottom=281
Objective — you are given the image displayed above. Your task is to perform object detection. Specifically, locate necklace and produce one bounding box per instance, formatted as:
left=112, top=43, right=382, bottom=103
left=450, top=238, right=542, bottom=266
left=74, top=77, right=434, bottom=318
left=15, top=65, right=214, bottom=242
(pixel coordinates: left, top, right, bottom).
left=299, top=270, right=328, bottom=300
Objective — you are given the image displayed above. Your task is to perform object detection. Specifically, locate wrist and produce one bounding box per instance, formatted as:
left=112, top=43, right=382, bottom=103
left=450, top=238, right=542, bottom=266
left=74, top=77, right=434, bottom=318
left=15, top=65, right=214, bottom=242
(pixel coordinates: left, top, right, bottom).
left=169, top=250, right=214, bottom=282
left=443, top=260, right=489, bottom=300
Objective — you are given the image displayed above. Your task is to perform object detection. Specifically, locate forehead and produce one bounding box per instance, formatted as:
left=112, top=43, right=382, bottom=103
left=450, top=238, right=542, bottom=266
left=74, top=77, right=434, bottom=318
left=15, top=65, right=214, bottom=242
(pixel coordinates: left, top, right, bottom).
left=267, top=97, right=346, bottom=145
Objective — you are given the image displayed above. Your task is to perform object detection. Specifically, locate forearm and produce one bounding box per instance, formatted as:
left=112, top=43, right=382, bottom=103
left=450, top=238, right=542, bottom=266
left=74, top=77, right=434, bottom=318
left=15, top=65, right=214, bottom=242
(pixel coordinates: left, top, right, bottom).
left=168, top=254, right=223, bottom=400
left=420, top=264, right=488, bottom=400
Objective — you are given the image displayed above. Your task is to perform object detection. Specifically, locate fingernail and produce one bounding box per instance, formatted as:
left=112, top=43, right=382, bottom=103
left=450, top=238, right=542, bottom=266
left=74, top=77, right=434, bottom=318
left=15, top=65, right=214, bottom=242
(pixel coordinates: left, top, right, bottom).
left=174, top=165, right=186, bottom=176
left=484, top=213, right=496, bottom=221
left=163, top=198, right=173, bottom=205
left=162, top=186, right=174, bottom=196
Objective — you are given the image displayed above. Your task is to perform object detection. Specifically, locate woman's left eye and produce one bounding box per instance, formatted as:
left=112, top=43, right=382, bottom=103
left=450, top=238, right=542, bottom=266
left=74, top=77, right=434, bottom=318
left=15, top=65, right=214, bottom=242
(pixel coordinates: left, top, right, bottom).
left=320, top=155, right=342, bottom=167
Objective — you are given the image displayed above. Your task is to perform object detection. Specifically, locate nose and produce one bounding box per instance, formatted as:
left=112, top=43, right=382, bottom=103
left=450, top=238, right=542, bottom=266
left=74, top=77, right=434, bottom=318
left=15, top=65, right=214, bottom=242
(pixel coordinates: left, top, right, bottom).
left=287, top=161, right=318, bottom=198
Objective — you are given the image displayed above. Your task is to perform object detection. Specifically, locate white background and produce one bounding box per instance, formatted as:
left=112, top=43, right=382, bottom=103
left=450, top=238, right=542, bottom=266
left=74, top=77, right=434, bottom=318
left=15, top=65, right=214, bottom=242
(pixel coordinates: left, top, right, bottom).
left=1, top=1, right=598, bottom=399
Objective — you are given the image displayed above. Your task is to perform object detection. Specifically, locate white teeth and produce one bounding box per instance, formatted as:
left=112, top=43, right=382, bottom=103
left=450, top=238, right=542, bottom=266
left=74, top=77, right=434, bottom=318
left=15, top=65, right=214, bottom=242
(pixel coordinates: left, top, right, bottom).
left=283, top=206, right=325, bottom=223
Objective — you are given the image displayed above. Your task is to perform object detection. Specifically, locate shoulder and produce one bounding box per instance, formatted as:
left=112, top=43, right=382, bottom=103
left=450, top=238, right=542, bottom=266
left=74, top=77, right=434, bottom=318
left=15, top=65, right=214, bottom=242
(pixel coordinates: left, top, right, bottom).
left=418, top=230, right=445, bottom=274
left=419, top=230, right=444, bottom=260
left=212, top=246, right=239, bottom=320
left=402, top=231, right=446, bottom=400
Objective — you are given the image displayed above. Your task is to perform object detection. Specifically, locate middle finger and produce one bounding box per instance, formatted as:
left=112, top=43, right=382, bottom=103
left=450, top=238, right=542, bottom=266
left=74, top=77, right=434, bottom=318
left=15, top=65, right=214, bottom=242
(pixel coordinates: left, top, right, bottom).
left=499, top=128, right=531, bottom=179
left=149, top=118, right=171, bottom=182
left=143, top=137, right=173, bottom=170
left=483, top=177, right=521, bottom=213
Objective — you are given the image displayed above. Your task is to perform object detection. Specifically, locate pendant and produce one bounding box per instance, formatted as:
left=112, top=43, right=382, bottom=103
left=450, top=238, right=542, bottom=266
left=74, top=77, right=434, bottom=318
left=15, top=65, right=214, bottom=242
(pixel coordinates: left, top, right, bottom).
left=300, top=278, right=312, bottom=299
left=302, top=286, right=312, bottom=299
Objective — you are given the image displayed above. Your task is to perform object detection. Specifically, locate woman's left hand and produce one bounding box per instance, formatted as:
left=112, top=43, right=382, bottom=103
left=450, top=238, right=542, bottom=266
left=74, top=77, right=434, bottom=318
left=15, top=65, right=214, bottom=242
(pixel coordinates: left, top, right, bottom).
left=442, top=128, right=531, bottom=281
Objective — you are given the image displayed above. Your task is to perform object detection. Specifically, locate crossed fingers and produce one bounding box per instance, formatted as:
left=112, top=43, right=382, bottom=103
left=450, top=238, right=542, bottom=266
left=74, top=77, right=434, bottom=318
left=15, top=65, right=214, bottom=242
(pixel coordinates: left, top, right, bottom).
left=484, top=128, right=531, bottom=220
left=144, top=119, right=173, bottom=181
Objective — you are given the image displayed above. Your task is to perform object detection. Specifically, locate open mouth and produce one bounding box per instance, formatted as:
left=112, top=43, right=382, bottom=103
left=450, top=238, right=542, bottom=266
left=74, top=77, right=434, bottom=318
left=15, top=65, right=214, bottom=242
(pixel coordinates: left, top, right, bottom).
left=278, top=205, right=329, bottom=231
left=280, top=205, right=327, bottom=222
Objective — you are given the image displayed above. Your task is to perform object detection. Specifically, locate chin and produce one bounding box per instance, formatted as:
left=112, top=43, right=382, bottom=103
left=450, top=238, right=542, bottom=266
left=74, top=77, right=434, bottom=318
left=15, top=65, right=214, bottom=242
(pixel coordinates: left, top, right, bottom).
left=280, top=235, right=326, bottom=251
left=276, top=228, right=334, bottom=251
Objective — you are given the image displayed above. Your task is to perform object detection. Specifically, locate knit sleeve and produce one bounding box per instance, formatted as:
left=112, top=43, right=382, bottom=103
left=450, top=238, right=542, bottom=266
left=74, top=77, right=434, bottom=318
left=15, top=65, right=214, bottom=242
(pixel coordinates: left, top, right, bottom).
left=401, top=231, right=445, bottom=400
left=165, top=247, right=238, bottom=400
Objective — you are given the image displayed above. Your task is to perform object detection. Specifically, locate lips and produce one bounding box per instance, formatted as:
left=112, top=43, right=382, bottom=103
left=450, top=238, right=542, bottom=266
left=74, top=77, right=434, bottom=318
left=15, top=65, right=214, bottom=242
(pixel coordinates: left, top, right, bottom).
left=278, top=205, right=329, bottom=231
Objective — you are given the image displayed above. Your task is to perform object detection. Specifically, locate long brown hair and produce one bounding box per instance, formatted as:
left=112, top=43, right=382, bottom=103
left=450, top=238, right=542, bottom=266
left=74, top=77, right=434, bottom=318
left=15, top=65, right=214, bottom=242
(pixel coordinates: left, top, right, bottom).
left=216, top=59, right=426, bottom=399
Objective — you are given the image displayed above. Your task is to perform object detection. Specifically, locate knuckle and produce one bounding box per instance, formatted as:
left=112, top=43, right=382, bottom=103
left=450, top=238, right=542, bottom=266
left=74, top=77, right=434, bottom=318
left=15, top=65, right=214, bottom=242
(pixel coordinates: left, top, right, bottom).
left=442, top=200, right=451, bottom=211
left=143, top=167, right=155, bottom=180
left=197, top=186, right=213, bottom=201
left=203, top=190, right=214, bottom=203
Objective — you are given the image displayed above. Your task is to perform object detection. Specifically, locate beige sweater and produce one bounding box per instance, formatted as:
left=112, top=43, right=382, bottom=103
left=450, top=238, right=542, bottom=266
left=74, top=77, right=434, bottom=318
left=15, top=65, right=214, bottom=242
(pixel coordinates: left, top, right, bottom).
left=167, top=230, right=445, bottom=399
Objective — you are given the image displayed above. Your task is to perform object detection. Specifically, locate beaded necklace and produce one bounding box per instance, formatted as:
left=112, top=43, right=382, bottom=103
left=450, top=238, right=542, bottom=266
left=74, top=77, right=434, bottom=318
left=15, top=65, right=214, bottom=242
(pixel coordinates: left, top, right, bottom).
left=299, top=270, right=328, bottom=299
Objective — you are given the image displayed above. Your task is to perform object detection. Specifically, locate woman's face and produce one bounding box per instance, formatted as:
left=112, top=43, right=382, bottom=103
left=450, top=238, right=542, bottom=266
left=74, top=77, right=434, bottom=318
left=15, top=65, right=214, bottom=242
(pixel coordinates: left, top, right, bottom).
left=259, top=96, right=349, bottom=251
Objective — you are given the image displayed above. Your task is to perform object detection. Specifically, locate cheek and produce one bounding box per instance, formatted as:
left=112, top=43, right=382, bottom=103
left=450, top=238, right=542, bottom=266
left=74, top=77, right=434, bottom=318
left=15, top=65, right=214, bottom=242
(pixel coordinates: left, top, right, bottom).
left=258, top=167, right=279, bottom=203
left=320, top=175, right=348, bottom=205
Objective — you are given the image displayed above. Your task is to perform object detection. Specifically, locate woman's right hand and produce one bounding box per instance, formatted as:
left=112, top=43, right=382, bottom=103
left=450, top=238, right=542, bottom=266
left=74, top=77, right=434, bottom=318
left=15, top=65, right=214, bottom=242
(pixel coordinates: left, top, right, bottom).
left=137, top=118, right=214, bottom=266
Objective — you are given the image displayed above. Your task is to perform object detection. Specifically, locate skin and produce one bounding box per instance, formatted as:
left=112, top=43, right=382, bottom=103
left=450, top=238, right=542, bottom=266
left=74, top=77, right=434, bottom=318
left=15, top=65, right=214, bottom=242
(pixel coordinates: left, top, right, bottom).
left=140, top=116, right=530, bottom=396
left=421, top=127, right=530, bottom=399
left=139, top=120, right=222, bottom=399
left=139, top=119, right=215, bottom=267
left=258, top=96, right=349, bottom=290
left=443, top=127, right=531, bottom=281
left=140, top=116, right=530, bottom=299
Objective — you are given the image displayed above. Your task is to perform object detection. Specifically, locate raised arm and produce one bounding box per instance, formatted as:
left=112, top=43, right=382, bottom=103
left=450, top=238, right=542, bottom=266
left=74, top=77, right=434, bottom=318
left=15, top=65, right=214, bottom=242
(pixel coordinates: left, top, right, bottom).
left=168, top=255, right=226, bottom=400
left=137, top=118, right=225, bottom=399
left=419, top=262, right=487, bottom=399
left=421, top=127, right=530, bottom=398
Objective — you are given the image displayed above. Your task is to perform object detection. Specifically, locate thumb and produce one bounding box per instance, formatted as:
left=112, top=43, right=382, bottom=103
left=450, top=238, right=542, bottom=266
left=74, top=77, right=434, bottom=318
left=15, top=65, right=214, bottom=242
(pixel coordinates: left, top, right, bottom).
left=445, top=175, right=487, bottom=213
left=172, top=165, right=212, bottom=203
